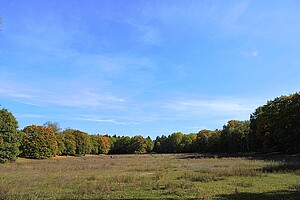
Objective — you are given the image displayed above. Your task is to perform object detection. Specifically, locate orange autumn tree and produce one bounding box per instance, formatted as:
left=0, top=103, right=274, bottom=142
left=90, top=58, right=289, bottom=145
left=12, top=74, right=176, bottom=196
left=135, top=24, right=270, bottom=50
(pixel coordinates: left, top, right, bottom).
left=21, top=125, right=58, bottom=159
left=98, top=136, right=110, bottom=154
left=90, top=135, right=110, bottom=154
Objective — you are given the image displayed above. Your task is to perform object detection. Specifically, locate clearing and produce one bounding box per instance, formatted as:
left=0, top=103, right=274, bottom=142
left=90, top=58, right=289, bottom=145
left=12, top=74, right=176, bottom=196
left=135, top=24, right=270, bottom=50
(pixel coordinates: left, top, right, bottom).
left=0, top=153, right=299, bottom=199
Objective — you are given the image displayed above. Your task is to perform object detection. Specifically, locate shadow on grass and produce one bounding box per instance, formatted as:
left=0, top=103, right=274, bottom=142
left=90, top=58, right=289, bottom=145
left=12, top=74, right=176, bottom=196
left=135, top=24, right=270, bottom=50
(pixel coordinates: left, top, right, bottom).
left=262, top=162, right=300, bottom=173
left=217, top=190, right=300, bottom=200
left=179, top=153, right=300, bottom=173
left=179, top=152, right=300, bottom=161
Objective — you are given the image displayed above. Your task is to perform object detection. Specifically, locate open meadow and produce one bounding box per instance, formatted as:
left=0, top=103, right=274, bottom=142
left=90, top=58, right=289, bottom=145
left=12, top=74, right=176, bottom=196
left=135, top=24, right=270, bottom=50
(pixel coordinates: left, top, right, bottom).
left=0, top=154, right=300, bottom=199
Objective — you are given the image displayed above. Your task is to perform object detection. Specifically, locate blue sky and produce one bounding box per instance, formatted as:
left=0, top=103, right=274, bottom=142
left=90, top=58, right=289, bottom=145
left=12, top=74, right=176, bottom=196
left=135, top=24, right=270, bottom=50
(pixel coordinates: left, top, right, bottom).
left=1, top=0, right=300, bottom=138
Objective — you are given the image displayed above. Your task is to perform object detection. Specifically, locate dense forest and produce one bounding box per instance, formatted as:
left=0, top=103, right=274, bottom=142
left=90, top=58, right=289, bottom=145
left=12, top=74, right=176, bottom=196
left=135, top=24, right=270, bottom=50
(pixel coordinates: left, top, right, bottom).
left=1, top=92, right=300, bottom=163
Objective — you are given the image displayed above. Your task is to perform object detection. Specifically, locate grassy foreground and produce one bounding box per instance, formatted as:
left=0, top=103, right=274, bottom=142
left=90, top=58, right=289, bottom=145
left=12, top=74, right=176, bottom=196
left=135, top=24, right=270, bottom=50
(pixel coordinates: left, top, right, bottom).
left=0, top=154, right=299, bottom=199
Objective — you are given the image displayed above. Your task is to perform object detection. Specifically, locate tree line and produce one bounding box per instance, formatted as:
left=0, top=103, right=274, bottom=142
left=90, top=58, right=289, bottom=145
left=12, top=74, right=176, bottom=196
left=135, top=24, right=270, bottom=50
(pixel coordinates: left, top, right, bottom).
left=1, top=92, right=300, bottom=163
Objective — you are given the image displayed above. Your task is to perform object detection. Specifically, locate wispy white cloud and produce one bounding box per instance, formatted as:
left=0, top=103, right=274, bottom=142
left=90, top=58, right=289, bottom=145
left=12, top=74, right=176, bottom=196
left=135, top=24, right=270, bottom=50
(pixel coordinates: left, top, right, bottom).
left=74, top=115, right=139, bottom=125
left=15, top=113, right=44, bottom=119
left=67, top=96, right=262, bottom=127
left=0, top=79, right=126, bottom=108
left=111, top=17, right=162, bottom=46
left=139, top=26, right=161, bottom=46
left=162, top=97, right=260, bottom=117
left=0, top=88, right=32, bottom=98
left=224, top=1, right=250, bottom=24
left=2, top=0, right=297, bottom=136
left=75, top=53, right=156, bottom=76
left=0, top=80, right=37, bottom=99
left=138, top=1, right=249, bottom=27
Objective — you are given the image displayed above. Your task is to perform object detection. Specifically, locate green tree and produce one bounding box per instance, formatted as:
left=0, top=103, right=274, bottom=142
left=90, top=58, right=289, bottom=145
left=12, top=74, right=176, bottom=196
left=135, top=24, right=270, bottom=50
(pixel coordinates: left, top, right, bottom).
left=90, top=135, right=99, bottom=154
left=130, top=135, right=150, bottom=154
left=153, top=135, right=167, bottom=153
left=21, top=125, right=58, bottom=159
left=250, top=93, right=300, bottom=152
left=61, top=129, right=90, bottom=156
left=55, top=132, right=66, bottom=155
left=181, top=133, right=197, bottom=153
left=145, top=136, right=154, bottom=152
left=207, top=130, right=222, bottom=152
left=195, top=130, right=210, bottom=152
left=109, top=136, right=131, bottom=154
left=62, top=130, right=76, bottom=155
left=166, top=132, right=183, bottom=153
left=0, top=108, right=20, bottom=163
left=221, top=120, right=250, bottom=152
left=108, top=135, right=117, bottom=153
left=249, top=110, right=263, bottom=151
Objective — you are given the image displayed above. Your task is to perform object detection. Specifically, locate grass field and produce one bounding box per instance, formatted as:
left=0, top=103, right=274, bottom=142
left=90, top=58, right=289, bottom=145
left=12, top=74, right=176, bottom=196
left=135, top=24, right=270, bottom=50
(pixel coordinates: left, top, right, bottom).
left=0, top=153, right=299, bottom=199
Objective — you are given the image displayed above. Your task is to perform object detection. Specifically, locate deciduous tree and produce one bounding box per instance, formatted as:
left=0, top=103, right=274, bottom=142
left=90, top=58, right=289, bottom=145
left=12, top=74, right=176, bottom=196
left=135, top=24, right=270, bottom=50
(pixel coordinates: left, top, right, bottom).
left=0, top=108, right=20, bottom=163
left=21, top=125, right=57, bottom=159
left=90, top=135, right=110, bottom=154
left=43, top=121, right=61, bottom=134
left=250, top=93, right=300, bottom=152
left=221, top=120, right=250, bottom=152
left=61, top=129, right=90, bottom=156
